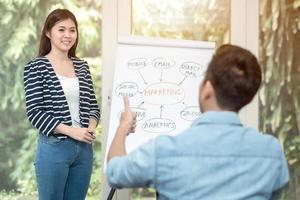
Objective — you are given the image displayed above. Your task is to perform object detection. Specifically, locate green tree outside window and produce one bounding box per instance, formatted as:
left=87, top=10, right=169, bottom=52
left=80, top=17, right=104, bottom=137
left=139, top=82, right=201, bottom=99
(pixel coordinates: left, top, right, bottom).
left=0, top=1, right=102, bottom=199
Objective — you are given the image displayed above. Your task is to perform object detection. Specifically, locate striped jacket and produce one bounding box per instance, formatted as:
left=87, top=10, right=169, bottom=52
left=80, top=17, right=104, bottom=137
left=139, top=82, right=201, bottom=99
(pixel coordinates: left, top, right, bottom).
left=24, top=56, right=100, bottom=137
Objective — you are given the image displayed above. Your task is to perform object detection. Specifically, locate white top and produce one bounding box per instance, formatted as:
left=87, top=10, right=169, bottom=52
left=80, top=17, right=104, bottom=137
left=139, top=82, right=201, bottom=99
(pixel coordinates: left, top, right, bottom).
left=57, top=75, right=80, bottom=127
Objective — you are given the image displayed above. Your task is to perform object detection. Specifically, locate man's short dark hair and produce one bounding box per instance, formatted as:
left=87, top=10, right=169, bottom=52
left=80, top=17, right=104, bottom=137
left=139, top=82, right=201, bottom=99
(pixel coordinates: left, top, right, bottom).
left=204, top=44, right=262, bottom=112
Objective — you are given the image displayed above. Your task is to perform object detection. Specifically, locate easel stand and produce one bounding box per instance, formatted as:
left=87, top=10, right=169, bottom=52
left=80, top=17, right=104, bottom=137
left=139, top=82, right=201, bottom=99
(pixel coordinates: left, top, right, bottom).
left=107, top=188, right=116, bottom=200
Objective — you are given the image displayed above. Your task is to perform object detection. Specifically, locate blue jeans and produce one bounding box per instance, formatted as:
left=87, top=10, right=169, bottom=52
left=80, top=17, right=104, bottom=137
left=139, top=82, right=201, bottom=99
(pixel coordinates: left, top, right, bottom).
left=35, top=134, right=93, bottom=200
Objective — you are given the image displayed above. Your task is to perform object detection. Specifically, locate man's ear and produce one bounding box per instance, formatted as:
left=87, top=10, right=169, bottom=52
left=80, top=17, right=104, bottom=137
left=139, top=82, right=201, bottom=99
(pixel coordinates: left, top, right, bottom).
left=201, top=80, right=215, bottom=100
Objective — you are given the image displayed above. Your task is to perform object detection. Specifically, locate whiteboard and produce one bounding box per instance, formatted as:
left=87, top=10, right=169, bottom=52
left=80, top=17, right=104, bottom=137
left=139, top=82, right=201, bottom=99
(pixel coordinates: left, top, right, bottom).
left=104, top=36, right=215, bottom=169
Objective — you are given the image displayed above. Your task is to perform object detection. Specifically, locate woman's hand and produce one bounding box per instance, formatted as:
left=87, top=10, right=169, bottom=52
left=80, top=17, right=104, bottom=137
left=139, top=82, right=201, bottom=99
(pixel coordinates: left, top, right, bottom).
left=88, top=118, right=97, bottom=136
left=69, top=127, right=96, bottom=144
left=54, top=123, right=96, bottom=144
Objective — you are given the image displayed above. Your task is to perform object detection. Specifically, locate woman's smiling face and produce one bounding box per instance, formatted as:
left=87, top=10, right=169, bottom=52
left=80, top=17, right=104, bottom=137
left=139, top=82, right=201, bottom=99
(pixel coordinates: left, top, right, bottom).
left=46, top=18, right=77, bottom=54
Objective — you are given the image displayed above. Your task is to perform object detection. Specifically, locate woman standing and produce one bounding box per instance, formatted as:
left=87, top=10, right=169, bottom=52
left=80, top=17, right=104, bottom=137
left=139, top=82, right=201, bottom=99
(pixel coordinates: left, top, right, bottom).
left=23, top=9, right=100, bottom=200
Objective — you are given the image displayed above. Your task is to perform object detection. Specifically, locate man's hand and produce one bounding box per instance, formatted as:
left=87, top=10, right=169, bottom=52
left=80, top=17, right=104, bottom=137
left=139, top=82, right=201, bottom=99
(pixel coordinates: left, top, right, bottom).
left=107, top=96, right=137, bottom=161
left=119, top=96, right=137, bottom=135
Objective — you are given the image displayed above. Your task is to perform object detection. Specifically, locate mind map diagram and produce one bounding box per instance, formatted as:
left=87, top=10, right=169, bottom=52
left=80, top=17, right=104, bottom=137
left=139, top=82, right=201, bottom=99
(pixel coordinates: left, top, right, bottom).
left=114, top=56, right=207, bottom=135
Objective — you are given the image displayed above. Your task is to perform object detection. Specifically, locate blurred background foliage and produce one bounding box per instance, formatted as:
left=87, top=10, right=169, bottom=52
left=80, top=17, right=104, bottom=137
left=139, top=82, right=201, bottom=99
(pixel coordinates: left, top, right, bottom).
left=0, top=0, right=102, bottom=199
left=259, top=0, right=300, bottom=199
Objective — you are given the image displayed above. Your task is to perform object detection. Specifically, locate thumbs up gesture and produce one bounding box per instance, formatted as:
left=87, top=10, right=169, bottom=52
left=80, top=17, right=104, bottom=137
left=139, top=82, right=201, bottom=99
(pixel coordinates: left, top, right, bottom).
left=119, top=96, right=137, bottom=135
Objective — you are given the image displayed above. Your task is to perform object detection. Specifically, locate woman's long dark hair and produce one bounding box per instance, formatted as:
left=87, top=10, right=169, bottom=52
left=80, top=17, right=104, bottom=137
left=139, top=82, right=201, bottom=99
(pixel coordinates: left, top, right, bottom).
left=38, top=9, right=79, bottom=57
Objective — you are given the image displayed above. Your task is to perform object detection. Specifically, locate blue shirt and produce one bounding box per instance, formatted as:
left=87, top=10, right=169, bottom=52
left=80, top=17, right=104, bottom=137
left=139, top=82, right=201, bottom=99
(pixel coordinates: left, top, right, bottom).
left=107, top=111, right=289, bottom=200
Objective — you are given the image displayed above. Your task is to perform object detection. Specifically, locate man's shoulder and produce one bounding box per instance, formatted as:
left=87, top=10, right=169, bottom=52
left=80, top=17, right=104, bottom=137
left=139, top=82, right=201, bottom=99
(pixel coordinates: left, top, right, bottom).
left=155, top=126, right=283, bottom=157
left=243, top=128, right=283, bottom=157
left=249, top=129, right=280, bottom=146
left=154, top=134, right=180, bottom=152
left=153, top=128, right=197, bottom=156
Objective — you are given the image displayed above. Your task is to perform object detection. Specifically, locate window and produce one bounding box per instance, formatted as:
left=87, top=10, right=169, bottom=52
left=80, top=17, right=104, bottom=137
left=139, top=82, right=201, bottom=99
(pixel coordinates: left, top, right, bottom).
left=132, top=0, right=230, bottom=47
